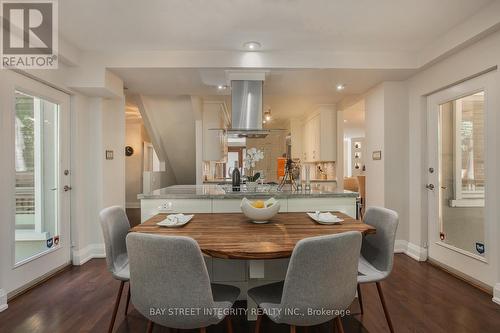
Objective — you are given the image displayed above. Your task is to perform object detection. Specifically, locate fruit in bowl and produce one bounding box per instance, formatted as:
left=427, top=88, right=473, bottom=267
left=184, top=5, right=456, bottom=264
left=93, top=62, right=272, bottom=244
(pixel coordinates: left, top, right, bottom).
left=241, top=198, right=280, bottom=224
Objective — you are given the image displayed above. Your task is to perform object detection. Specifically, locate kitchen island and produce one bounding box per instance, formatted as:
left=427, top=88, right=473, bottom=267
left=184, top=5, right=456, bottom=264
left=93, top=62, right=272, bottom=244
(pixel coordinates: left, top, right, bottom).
left=137, top=184, right=360, bottom=319
left=138, top=184, right=358, bottom=222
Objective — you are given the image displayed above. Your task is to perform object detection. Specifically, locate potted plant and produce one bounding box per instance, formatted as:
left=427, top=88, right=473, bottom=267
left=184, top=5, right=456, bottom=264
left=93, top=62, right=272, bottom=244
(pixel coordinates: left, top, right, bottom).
left=244, top=148, right=264, bottom=191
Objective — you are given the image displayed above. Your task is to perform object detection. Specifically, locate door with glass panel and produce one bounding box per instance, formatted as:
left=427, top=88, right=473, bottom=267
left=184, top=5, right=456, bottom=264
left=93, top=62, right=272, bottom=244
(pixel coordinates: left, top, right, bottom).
left=427, top=72, right=495, bottom=286
left=3, top=70, right=70, bottom=292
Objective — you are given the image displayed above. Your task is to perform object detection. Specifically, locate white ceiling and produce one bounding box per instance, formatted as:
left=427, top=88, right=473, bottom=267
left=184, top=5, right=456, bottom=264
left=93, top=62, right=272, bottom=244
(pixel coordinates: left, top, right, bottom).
left=115, top=68, right=414, bottom=96
left=114, top=68, right=414, bottom=119
left=343, top=100, right=365, bottom=139
left=59, top=0, right=493, bottom=53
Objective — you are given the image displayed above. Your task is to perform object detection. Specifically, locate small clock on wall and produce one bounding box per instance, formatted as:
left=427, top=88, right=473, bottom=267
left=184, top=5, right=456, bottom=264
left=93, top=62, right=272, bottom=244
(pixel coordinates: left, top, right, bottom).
left=125, top=146, right=134, bottom=157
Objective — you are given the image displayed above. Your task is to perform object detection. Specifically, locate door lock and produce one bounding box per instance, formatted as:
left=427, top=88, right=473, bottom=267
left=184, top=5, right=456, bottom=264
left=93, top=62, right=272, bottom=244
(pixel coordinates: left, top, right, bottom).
left=63, top=185, right=72, bottom=192
left=426, top=184, right=435, bottom=190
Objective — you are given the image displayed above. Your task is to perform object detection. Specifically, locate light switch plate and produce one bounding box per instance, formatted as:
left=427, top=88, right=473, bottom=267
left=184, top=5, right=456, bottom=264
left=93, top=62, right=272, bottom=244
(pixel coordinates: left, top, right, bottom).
left=105, top=150, right=114, bottom=160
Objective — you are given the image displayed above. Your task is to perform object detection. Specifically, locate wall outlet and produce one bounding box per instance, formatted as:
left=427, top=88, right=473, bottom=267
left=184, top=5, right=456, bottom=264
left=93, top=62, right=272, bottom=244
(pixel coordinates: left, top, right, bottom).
left=158, top=201, right=173, bottom=213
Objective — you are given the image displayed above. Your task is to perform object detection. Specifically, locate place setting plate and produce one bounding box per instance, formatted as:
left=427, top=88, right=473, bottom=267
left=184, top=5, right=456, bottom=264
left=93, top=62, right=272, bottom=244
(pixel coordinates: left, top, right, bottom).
left=306, top=211, right=344, bottom=225
left=157, top=214, right=194, bottom=227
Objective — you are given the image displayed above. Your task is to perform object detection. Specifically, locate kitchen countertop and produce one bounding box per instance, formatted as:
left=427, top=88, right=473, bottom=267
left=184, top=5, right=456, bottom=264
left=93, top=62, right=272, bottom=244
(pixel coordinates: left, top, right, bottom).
left=309, top=179, right=337, bottom=182
left=138, top=184, right=357, bottom=199
left=202, top=179, right=337, bottom=184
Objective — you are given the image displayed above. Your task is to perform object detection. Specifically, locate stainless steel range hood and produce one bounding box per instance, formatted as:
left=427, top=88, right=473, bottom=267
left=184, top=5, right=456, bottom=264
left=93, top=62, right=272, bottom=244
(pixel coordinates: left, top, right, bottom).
left=227, top=80, right=269, bottom=138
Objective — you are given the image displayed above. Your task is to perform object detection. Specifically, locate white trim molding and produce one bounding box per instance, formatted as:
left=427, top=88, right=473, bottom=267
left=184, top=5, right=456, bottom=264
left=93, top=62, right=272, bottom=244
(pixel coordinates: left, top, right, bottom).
left=71, top=243, right=105, bottom=266
left=406, top=242, right=428, bottom=261
left=493, top=284, right=500, bottom=305
left=126, top=201, right=140, bottom=209
left=394, top=240, right=409, bottom=253
left=394, top=240, right=428, bottom=261
left=0, top=288, right=7, bottom=312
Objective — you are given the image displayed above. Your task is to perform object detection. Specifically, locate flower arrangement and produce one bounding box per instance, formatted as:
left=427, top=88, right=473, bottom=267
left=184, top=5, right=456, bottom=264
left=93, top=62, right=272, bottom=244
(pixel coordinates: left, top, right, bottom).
left=244, top=147, right=264, bottom=182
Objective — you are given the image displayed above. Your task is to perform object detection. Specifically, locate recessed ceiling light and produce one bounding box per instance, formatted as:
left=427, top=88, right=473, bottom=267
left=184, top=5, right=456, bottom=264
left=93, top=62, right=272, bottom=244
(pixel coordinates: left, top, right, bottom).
left=344, top=119, right=348, bottom=123
left=217, top=85, right=227, bottom=90
left=243, top=41, right=261, bottom=51
left=336, top=84, right=345, bottom=91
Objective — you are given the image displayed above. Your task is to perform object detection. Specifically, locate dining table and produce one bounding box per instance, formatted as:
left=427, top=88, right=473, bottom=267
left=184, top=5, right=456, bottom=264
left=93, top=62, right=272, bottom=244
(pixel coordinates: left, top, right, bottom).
left=130, top=211, right=376, bottom=260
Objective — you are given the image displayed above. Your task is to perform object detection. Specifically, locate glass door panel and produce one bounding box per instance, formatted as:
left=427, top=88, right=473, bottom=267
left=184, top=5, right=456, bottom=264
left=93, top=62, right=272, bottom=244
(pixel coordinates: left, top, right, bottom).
left=438, top=91, right=485, bottom=257
left=15, top=91, right=60, bottom=264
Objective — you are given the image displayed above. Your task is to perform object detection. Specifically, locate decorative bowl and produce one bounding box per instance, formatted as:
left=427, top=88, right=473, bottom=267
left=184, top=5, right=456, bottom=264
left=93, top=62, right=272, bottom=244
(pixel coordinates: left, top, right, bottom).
left=240, top=197, right=280, bottom=224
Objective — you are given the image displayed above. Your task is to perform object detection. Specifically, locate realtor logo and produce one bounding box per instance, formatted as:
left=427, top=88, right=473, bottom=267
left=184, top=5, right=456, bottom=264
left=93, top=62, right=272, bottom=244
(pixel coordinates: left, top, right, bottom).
left=1, top=0, right=58, bottom=68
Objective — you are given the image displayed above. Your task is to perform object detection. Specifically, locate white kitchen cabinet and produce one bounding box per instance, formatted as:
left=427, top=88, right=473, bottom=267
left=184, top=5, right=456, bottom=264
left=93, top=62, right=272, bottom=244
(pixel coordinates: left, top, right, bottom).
left=202, top=102, right=226, bottom=161
left=290, top=119, right=303, bottom=159
left=301, top=106, right=336, bottom=162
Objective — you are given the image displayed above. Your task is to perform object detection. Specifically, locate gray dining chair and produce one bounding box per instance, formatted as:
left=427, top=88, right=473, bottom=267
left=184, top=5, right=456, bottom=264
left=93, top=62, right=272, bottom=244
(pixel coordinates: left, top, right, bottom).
left=126, top=233, right=240, bottom=333
left=99, top=206, right=132, bottom=333
left=248, top=231, right=362, bottom=333
left=356, top=206, right=399, bottom=333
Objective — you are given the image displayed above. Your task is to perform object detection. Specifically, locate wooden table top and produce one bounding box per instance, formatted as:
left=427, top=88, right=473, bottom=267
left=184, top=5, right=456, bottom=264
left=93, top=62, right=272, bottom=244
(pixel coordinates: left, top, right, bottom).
left=130, top=212, right=376, bottom=259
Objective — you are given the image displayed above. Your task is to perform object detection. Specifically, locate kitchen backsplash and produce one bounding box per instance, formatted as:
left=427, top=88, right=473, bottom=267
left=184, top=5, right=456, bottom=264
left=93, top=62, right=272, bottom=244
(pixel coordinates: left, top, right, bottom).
left=305, top=161, right=336, bottom=180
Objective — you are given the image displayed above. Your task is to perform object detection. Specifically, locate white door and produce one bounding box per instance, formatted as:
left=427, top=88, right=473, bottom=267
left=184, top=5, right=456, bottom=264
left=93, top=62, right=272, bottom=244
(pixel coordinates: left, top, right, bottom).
left=0, top=70, right=71, bottom=294
left=427, top=72, right=496, bottom=286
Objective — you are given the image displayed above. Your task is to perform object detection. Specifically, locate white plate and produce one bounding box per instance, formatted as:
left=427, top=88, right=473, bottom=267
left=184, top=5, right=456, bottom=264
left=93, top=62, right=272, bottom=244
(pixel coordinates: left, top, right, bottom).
left=306, top=212, right=343, bottom=225
left=157, top=214, right=194, bottom=227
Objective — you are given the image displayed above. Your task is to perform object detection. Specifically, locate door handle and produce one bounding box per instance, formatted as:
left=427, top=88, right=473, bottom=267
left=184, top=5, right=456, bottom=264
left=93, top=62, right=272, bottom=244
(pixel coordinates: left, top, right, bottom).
left=63, top=185, right=72, bottom=192
left=426, top=184, right=435, bottom=190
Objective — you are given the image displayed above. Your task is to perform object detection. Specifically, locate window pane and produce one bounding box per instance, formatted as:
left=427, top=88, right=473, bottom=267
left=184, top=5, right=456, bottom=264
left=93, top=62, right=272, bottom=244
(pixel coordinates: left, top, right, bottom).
left=15, top=91, right=60, bottom=264
left=438, top=91, right=486, bottom=257
left=459, top=92, right=485, bottom=193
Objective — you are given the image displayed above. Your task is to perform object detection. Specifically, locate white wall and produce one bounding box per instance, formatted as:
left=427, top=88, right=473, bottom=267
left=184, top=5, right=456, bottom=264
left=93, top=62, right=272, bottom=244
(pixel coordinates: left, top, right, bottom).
left=364, top=82, right=409, bottom=241
left=70, top=95, right=103, bottom=259
left=69, top=96, right=126, bottom=264
left=364, top=84, right=385, bottom=207
left=140, top=95, right=196, bottom=185
left=383, top=82, right=410, bottom=242
left=125, top=119, right=145, bottom=208
left=101, top=98, right=126, bottom=209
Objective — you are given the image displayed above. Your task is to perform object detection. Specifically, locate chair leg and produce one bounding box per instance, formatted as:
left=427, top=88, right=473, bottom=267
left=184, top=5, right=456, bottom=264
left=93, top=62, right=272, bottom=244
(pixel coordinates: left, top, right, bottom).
left=108, top=281, right=125, bottom=333
left=254, top=313, right=263, bottom=333
left=124, top=283, right=131, bottom=315
left=357, top=283, right=364, bottom=315
left=376, top=282, right=395, bottom=333
left=225, top=316, right=233, bottom=333
left=290, top=325, right=296, bottom=333
left=146, top=320, right=154, bottom=333
left=334, top=316, right=344, bottom=333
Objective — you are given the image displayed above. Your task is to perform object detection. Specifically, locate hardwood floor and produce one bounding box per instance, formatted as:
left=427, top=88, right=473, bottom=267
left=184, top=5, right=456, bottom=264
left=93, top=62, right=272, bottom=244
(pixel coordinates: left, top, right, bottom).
left=1, top=255, right=499, bottom=332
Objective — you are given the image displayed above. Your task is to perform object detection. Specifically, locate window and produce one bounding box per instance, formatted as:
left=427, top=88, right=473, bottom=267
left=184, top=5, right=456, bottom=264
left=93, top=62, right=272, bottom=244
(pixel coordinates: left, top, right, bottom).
left=15, top=91, right=61, bottom=264
left=445, top=91, right=485, bottom=207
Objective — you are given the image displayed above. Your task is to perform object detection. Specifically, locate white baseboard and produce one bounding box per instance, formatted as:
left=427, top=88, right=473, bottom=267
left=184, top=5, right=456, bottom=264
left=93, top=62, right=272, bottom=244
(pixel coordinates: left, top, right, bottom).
left=0, top=288, right=7, bottom=312
left=394, top=240, right=428, bottom=261
left=394, top=240, right=408, bottom=253
left=406, top=242, right=428, bottom=261
left=126, top=202, right=140, bottom=209
left=72, top=243, right=106, bottom=265
left=493, top=283, right=500, bottom=305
